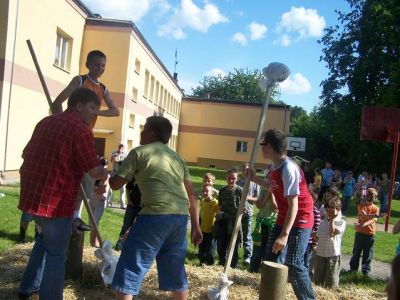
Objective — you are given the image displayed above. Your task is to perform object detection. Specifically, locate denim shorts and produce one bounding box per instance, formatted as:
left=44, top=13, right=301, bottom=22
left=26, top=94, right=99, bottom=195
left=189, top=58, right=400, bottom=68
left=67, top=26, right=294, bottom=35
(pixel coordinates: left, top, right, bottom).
left=20, top=211, right=33, bottom=223
left=112, top=214, right=189, bottom=296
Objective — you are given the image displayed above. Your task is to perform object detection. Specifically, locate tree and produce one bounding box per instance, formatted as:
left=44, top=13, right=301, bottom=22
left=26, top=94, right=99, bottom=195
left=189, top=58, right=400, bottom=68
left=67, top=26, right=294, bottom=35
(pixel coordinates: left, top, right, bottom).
left=190, top=68, right=282, bottom=104
left=296, top=0, right=400, bottom=172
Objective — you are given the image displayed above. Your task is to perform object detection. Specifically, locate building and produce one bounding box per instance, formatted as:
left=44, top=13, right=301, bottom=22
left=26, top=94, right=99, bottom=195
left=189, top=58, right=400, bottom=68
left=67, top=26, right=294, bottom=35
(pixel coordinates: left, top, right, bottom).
left=0, top=0, right=182, bottom=179
left=177, top=97, right=291, bottom=170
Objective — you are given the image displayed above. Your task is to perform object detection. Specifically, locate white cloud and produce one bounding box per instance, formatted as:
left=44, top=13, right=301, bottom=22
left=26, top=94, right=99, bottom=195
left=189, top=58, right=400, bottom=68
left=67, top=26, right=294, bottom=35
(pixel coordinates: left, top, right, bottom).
left=276, top=6, right=326, bottom=44
left=248, top=22, right=267, bottom=40
left=82, top=0, right=170, bottom=22
left=205, top=68, right=226, bottom=77
left=280, top=73, right=311, bottom=95
left=232, top=32, right=247, bottom=45
left=274, top=34, right=291, bottom=47
left=158, top=0, right=228, bottom=39
left=234, top=10, right=244, bottom=17
left=178, top=78, right=199, bottom=94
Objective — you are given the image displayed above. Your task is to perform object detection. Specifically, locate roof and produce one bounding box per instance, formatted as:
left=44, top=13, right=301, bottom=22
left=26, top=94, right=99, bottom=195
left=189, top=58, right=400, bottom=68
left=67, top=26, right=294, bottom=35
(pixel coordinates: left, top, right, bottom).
left=85, top=17, right=182, bottom=94
left=72, top=0, right=95, bottom=17
left=183, top=96, right=291, bottom=110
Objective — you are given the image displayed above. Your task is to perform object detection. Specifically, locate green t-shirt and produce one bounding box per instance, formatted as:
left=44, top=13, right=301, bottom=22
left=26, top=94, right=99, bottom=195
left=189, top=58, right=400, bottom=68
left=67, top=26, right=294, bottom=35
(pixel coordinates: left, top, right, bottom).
left=117, top=142, right=190, bottom=215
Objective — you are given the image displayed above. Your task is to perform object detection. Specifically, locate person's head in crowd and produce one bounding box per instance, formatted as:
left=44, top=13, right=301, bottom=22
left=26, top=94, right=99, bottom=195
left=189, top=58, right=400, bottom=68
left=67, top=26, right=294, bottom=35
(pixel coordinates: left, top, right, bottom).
left=364, top=188, right=377, bottom=205
left=382, top=172, right=388, bottom=180
left=324, top=186, right=340, bottom=204
left=86, top=50, right=107, bottom=80
left=325, top=195, right=342, bottom=219
left=314, top=168, right=321, bottom=176
left=67, top=88, right=100, bottom=126
left=226, top=169, right=239, bottom=188
left=140, top=116, right=172, bottom=145
left=99, top=157, right=108, bottom=167
left=118, top=143, right=125, bottom=153
left=260, top=129, right=287, bottom=160
left=325, top=162, right=331, bottom=169
left=346, top=170, right=353, bottom=179
left=202, top=183, right=214, bottom=200
left=203, top=173, right=216, bottom=185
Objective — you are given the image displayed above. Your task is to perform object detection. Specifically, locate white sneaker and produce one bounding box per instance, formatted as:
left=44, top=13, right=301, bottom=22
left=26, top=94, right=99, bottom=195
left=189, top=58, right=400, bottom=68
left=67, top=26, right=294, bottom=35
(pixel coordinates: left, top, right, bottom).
left=244, top=258, right=251, bottom=264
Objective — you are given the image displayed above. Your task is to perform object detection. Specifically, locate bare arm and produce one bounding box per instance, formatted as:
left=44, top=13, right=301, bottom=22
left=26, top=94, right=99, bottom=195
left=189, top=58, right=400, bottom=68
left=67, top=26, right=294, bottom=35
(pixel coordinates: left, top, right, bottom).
left=97, top=89, right=120, bottom=117
left=272, top=195, right=298, bottom=254
left=87, top=165, right=108, bottom=181
left=109, top=174, right=128, bottom=190
left=51, top=76, right=81, bottom=113
left=184, top=179, right=203, bottom=246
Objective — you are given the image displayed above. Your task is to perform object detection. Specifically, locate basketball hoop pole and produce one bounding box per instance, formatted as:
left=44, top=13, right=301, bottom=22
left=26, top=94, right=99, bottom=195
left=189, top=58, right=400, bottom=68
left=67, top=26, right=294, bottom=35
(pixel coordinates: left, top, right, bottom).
left=385, top=131, right=400, bottom=232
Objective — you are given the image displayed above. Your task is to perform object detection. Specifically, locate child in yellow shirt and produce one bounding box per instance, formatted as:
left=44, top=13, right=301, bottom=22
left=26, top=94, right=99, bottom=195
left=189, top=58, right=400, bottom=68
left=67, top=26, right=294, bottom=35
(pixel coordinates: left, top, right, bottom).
left=198, top=184, right=219, bottom=265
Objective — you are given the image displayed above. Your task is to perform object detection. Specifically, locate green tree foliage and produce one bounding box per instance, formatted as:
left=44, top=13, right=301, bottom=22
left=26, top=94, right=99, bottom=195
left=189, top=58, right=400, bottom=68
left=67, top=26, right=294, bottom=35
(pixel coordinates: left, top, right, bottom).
left=191, top=68, right=282, bottom=104
left=294, top=0, right=399, bottom=173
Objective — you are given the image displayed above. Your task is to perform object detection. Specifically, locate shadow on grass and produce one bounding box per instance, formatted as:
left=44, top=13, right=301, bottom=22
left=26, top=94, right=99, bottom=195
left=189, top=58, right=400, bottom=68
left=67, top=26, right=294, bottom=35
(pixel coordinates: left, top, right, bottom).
left=340, top=270, right=387, bottom=291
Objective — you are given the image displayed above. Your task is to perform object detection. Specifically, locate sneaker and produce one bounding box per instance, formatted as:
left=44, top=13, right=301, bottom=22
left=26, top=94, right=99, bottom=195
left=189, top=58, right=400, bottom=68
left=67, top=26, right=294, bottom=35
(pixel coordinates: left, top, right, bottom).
left=120, top=205, right=127, bottom=209
left=244, top=257, right=251, bottom=264
left=72, top=218, right=91, bottom=233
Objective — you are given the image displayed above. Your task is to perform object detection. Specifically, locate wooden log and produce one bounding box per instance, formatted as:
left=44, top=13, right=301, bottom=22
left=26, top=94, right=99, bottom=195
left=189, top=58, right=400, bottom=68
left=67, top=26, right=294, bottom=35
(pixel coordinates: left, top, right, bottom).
left=65, top=231, right=85, bottom=280
left=259, top=261, right=288, bottom=300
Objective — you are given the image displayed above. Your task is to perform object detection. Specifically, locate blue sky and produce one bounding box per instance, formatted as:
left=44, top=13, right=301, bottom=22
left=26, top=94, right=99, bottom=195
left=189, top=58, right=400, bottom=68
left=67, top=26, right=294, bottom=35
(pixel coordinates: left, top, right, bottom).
left=81, top=0, right=350, bottom=112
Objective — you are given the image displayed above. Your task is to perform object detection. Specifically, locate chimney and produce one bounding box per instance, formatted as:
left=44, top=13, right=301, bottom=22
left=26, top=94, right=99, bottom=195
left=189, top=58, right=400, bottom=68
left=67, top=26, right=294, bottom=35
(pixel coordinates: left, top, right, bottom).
left=173, top=72, right=178, bottom=83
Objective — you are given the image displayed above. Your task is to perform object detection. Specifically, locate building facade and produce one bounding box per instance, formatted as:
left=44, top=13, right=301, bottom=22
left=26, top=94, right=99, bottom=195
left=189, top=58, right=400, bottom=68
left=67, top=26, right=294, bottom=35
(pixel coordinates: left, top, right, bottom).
left=0, top=0, right=182, bottom=179
left=177, top=97, right=291, bottom=170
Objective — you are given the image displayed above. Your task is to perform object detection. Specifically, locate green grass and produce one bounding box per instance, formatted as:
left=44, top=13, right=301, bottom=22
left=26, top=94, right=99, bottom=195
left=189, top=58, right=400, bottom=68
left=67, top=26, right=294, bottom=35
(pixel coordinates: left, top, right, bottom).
left=340, top=270, right=387, bottom=291
left=0, top=166, right=397, bottom=293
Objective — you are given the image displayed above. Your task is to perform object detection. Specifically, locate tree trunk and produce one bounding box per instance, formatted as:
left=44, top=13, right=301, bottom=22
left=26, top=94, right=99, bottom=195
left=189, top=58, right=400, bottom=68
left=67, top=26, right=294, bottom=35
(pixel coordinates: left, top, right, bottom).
left=259, top=261, right=288, bottom=300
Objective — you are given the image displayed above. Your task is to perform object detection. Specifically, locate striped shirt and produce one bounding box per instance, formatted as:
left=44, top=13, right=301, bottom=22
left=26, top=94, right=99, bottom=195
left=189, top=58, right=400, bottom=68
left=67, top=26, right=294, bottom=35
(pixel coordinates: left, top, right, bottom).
left=18, top=110, right=99, bottom=218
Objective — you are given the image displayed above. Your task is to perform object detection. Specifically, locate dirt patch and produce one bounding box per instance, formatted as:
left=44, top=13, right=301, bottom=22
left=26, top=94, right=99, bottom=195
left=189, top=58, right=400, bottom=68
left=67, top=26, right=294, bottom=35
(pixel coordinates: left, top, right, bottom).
left=0, top=243, right=387, bottom=299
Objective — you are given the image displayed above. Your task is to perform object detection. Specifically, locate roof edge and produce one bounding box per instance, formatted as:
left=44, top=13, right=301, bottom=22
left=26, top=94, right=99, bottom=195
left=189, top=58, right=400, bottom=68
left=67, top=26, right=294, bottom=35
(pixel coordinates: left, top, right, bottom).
left=183, top=96, right=291, bottom=109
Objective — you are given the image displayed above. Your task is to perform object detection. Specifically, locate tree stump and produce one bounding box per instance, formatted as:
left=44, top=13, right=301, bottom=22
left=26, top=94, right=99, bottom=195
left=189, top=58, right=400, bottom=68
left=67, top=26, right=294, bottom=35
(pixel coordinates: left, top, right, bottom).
left=259, top=261, right=288, bottom=300
left=65, top=231, right=85, bottom=280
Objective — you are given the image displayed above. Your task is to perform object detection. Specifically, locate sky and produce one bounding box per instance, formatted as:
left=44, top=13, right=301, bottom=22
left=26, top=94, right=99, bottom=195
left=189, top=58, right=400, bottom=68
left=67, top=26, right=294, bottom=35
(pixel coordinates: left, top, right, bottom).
left=81, top=0, right=351, bottom=112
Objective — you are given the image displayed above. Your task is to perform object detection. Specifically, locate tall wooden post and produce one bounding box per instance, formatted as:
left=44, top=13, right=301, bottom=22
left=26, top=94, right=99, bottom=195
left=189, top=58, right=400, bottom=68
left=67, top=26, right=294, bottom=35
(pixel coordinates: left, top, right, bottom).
left=259, top=261, right=288, bottom=300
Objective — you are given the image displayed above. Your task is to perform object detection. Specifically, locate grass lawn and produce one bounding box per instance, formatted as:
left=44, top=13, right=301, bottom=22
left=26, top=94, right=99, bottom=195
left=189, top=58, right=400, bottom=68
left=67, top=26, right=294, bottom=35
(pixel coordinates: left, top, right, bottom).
left=0, top=166, right=396, bottom=294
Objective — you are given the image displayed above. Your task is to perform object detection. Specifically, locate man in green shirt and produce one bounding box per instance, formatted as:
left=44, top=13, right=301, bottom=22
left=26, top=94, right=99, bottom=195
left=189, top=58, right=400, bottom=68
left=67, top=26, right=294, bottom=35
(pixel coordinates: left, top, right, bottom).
left=109, top=116, right=202, bottom=300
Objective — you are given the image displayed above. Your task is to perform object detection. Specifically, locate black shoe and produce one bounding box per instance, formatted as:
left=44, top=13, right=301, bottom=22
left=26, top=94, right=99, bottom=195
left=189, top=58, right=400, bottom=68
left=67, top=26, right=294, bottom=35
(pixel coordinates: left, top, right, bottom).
left=72, top=218, right=91, bottom=233
left=18, top=291, right=38, bottom=299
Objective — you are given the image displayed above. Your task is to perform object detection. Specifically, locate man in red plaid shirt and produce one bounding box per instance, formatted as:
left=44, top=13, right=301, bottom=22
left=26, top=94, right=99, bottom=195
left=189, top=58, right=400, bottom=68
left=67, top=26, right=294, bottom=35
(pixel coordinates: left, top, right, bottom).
left=18, top=88, right=108, bottom=300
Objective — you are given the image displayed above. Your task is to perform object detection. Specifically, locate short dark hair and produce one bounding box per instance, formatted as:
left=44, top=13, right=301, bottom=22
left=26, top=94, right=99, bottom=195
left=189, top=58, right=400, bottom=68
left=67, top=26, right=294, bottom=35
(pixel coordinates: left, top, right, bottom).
left=67, top=88, right=100, bottom=108
left=325, top=186, right=340, bottom=197
left=87, top=50, right=106, bottom=62
left=326, top=197, right=342, bottom=210
left=262, top=129, right=287, bottom=154
left=145, top=116, right=172, bottom=144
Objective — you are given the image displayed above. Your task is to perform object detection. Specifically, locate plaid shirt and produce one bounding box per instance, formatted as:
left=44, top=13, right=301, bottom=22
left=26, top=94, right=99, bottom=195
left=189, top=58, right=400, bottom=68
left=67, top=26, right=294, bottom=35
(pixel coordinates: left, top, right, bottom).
left=18, top=110, right=100, bottom=218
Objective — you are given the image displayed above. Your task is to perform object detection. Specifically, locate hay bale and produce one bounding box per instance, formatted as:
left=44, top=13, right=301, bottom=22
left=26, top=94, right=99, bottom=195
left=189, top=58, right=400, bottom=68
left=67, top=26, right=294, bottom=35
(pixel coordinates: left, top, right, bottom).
left=0, top=243, right=387, bottom=300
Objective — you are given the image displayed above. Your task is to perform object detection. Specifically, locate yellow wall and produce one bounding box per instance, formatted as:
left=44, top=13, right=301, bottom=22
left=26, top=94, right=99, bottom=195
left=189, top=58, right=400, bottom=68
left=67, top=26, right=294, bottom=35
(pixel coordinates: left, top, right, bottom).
left=177, top=99, right=291, bottom=169
left=81, top=22, right=183, bottom=161
left=0, top=0, right=87, bottom=172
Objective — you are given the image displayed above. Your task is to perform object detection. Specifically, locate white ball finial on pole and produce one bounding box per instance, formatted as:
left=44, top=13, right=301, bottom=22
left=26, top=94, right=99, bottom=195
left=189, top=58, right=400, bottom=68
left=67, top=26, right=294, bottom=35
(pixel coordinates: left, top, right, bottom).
left=259, top=62, right=290, bottom=91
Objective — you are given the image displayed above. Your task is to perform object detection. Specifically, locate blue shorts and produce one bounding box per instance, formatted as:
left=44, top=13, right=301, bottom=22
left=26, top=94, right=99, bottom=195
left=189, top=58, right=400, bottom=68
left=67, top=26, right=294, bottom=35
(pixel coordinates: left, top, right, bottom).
left=112, top=214, right=189, bottom=296
left=20, top=212, right=34, bottom=223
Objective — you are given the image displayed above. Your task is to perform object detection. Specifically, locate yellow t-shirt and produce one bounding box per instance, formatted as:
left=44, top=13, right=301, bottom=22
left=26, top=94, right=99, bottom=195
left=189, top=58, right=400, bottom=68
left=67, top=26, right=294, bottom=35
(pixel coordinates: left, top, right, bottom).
left=117, top=142, right=190, bottom=215
left=314, top=174, right=322, bottom=187
left=200, top=197, right=219, bottom=233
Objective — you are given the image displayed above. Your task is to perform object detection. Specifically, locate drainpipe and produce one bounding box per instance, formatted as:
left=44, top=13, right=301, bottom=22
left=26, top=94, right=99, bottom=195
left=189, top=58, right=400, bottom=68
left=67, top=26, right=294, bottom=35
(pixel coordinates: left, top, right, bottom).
left=3, top=0, right=20, bottom=172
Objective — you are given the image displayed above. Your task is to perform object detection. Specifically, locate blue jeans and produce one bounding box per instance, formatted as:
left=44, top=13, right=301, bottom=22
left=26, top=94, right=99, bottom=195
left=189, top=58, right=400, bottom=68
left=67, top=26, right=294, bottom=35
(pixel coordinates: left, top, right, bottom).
left=241, top=214, right=253, bottom=260
left=112, top=215, right=189, bottom=296
left=265, top=225, right=315, bottom=300
left=378, top=193, right=388, bottom=214
left=349, top=232, right=375, bottom=274
left=19, top=216, right=72, bottom=300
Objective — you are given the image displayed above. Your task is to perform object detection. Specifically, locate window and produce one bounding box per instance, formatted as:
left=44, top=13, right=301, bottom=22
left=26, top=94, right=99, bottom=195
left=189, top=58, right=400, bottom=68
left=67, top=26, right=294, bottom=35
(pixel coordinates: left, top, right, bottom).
left=236, top=141, right=248, bottom=153
left=127, top=140, right=133, bottom=150
left=54, top=29, right=72, bottom=71
left=132, top=87, right=138, bottom=102
left=134, top=59, right=141, bottom=74
left=129, top=114, right=135, bottom=128
left=154, top=81, right=160, bottom=105
left=149, top=76, right=155, bottom=102
left=144, top=70, right=150, bottom=98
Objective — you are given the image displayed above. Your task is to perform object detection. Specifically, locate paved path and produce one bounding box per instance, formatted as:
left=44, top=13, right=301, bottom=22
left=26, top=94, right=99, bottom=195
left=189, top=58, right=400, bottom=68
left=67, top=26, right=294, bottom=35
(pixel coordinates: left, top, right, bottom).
left=340, top=253, right=391, bottom=280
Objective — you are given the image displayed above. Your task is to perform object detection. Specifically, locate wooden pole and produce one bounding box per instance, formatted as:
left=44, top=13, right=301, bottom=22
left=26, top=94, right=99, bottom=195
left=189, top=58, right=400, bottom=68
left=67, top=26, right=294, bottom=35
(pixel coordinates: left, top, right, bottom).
left=223, top=80, right=275, bottom=274
left=259, top=261, right=288, bottom=300
left=385, top=131, right=400, bottom=232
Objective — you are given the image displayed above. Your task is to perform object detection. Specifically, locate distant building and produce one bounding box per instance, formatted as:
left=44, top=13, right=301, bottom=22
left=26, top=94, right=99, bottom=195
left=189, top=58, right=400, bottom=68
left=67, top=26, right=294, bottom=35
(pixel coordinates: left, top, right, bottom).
left=177, top=97, right=291, bottom=170
left=0, top=0, right=182, bottom=179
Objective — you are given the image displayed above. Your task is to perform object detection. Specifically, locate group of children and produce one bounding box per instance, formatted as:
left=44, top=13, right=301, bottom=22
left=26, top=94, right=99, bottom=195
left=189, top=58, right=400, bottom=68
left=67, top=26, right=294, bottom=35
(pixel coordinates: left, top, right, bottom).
left=196, top=168, right=381, bottom=289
